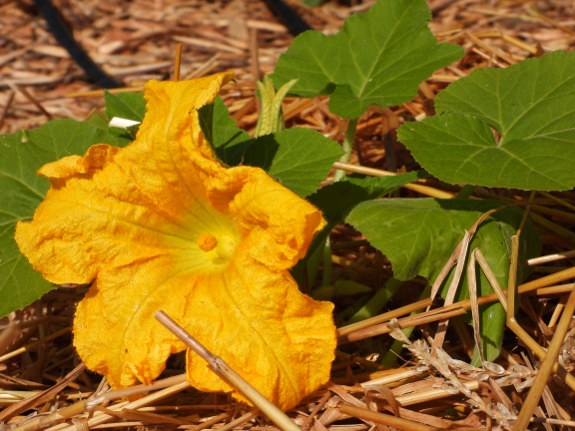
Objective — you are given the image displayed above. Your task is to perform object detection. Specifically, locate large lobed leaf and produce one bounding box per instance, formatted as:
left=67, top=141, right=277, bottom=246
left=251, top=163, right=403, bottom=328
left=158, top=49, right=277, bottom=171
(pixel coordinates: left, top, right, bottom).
left=0, top=121, right=117, bottom=317
left=198, top=97, right=345, bottom=198
left=104, top=90, right=146, bottom=122
left=291, top=172, right=427, bottom=285
left=270, top=0, right=463, bottom=118
left=399, top=51, right=575, bottom=191
left=198, top=97, right=252, bottom=167
left=308, top=173, right=428, bottom=247
left=346, top=198, right=541, bottom=361
left=243, top=128, right=344, bottom=198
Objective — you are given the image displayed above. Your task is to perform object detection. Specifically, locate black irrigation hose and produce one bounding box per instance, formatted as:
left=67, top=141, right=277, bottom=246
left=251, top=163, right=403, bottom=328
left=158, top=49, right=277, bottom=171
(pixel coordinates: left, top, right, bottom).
left=263, top=0, right=312, bottom=36
left=33, top=0, right=309, bottom=87
left=33, top=0, right=121, bottom=88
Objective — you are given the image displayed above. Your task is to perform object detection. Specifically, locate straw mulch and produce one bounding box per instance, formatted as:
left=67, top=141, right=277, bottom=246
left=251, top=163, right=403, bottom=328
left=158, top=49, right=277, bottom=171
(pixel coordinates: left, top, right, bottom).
left=2, top=0, right=575, bottom=430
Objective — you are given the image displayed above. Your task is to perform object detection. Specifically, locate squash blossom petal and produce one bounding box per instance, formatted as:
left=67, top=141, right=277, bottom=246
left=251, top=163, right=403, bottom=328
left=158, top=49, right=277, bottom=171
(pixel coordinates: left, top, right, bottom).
left=15, top=72, right=336, bottom=411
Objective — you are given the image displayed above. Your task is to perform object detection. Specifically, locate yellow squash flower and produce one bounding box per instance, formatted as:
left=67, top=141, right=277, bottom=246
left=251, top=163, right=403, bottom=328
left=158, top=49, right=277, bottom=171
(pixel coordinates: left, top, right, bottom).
left=15, top=72, right=336, bottom=411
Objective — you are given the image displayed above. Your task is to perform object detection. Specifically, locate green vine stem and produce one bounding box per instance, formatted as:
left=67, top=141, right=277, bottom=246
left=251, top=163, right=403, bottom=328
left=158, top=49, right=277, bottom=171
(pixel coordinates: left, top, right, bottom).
left=333, top=118, right=358, bottom=182
left=311, top=117, right=357, bottom=287
left=321, top=236, right=332, bottom=286
left=346, top=276, right=403, bottom=324
left=320, top=118, right=359, bottom=290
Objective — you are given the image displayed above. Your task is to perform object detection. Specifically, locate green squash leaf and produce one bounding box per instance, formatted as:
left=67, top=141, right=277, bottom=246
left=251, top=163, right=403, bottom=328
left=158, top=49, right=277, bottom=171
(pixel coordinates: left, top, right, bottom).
left=104, top=91, right=146, bottom=122
left=198, top=96, right=252, bottom=166
left=99, top=126, right=132, bottom=148
left=398, top=51, right=575, bottom=191
left=311, top=173, right=428, bottom=229
left=346, top=198, right=541, bottom=361
left=103, top=91, right=146, bottom=146
left=0, top=120, right=117, bottom=317
left=270, top=0, right=463, bottom=118
left=198, top=100, right=344, bottom=198
left=84, top=96, right=143, bottom=148
left=291, top=172, right=426, bottom=286
left=85, top=110, right=111, bottom=132
left=243, top=128, right=344, bottom=198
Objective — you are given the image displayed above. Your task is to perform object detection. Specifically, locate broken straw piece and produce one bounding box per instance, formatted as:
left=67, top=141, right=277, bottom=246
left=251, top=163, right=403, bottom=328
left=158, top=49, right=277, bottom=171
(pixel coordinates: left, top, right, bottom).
left=154, top=310, right=303, bottom=431
left=109, top=117, right=141, bottom=129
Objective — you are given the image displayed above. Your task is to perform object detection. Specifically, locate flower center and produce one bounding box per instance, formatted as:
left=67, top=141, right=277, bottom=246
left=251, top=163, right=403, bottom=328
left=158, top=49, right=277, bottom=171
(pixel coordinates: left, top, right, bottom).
left=197, top=233, right=237, bottom=262
left=175, top=200, right=240, bottom=272
left=197, top=234, right=218, bottom=252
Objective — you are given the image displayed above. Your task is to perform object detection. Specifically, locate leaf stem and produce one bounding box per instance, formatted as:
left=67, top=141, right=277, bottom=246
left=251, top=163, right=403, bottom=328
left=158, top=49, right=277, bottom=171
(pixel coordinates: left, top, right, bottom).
left=346, top=277, right=403, bottom=324
left=321, top=236, right=332, bottom=286
left=333, top=118, right=358, bottom=182
left=322, top=116, right=353, bottom=288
